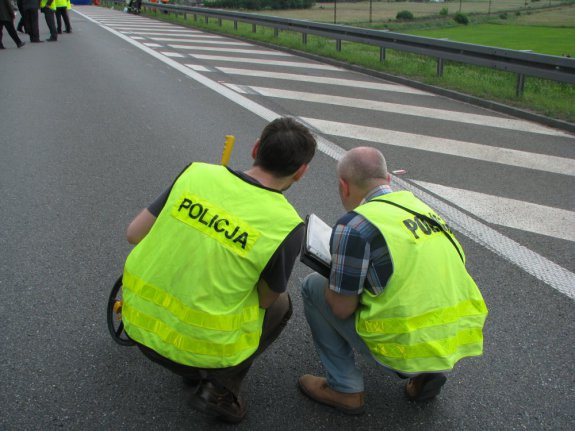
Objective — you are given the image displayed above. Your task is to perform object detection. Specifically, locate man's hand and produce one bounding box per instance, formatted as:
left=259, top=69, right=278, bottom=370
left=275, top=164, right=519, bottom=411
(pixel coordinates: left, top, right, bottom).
left=325, top=288, right=359, bottom=320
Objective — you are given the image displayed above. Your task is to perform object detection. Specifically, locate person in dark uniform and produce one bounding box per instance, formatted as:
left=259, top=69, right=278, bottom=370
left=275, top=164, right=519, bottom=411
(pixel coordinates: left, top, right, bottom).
left=22, top=0, right=40, bottom=42
left=0, top=0, right=25, bottom=48
left=16, top=0, right=26, bottom=33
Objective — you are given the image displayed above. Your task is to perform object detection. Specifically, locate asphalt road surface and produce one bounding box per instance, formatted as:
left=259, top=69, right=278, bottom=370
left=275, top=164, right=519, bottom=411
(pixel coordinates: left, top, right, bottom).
left=1, top=6, right=574, bottom=430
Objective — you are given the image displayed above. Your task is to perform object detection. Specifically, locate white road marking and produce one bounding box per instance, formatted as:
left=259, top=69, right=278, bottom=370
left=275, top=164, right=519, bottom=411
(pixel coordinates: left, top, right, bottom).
left=168, top=45, right=290, bottom=56
left=301, top=118, right=575, bottom=176
left=148, top=35, right=228, bottom=41
left=188, top=54, right=341, bottom=70
left=129, top=31, right=253, bottom=46
left=143, top=43, right=162, bottom=48
left=159, top=51, right=185, bottom=58
left=215, top=67, right=432, bottom=95
left=186, top=65, right=211, bottom=72
left=75, top=8, right=575, bottom=300
left=412, top=181, right=575, bottom=241
left=225, top=85, right=570, bottom=137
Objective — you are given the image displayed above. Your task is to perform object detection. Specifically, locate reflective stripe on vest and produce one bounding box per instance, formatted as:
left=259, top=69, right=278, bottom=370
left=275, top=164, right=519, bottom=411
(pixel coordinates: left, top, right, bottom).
left=123, top=163, right=302, bottom=368
left=354, top=191, right=487, bottom=374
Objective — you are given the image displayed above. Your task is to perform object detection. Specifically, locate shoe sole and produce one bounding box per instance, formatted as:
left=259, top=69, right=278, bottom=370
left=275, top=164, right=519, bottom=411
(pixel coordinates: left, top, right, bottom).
left=298, top=379, right=365, bottom=415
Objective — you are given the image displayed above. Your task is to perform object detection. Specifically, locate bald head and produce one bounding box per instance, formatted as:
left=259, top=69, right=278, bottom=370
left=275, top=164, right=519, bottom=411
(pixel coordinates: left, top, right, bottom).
left=337, top=147, right=389, bottom=191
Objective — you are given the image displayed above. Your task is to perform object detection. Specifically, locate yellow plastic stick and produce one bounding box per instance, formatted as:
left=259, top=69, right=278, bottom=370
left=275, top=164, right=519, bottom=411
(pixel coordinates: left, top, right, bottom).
left=220, top=135, right=235, bottom=166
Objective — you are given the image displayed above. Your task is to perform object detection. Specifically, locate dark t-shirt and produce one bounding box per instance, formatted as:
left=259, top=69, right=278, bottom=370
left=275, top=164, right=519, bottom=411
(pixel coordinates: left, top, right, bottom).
left=147, top=164, right=304, bottom=294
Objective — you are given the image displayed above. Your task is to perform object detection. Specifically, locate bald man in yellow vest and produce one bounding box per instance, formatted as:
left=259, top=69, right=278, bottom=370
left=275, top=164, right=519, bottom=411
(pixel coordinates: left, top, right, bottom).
left=298, top=147, right=487, bottom=414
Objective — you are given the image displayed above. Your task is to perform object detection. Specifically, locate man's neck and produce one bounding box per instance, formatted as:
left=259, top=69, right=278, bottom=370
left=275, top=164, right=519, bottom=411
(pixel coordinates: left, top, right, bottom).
left=244, top=167, right=292, bottom=192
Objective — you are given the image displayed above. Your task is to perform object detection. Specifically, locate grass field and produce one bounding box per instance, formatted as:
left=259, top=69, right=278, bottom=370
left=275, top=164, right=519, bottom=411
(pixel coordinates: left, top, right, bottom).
left=252, top=0, right=571, bottom=24
left=407, top=24, right=575, bottom=55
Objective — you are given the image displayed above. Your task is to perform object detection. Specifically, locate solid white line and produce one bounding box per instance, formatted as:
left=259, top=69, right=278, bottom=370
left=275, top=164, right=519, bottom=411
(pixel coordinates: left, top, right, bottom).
left=412, top=181, right=575, bottom=241
left=74, top=8, right=575, bottom=300
left=168, top=45, right=290, bottom=56
left=189, top=54, right=341, bottom=70
left=226, top=85, right=569, bottom=137
left=215, top=67, right=432, bottom=95
left=301, top=118, right=575, bottom=176
left=143, top=43, right=162, bottom=48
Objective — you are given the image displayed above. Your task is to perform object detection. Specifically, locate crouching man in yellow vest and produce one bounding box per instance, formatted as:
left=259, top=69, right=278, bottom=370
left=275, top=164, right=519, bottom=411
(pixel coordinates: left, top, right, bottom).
left=298, top=147, right=487, bottom=414
left=122, top=117, right=316, bottom=423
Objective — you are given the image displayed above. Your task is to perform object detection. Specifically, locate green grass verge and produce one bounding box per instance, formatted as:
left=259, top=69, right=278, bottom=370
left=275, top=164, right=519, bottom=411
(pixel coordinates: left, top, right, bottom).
left=407, top=23, right=575, bottom=56
left=138, top=8, right=575, bottom=123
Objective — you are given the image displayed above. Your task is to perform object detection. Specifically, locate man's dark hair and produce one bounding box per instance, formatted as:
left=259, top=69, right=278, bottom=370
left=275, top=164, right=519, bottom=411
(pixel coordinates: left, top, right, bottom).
left=254, top=117, right=316, bottom=177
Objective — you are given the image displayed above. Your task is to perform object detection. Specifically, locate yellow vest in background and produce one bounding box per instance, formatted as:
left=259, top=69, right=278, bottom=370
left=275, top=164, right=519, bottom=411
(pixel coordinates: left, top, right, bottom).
left=40, top=0, right=56, bottom=10
left=355, top=191, right=487, bottom=374
left=123, top=163, right=302, bottom=368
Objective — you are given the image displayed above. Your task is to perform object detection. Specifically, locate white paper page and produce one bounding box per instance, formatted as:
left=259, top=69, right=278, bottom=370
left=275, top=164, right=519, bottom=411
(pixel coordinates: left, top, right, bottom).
left=307, top=214, right=332, bottom=265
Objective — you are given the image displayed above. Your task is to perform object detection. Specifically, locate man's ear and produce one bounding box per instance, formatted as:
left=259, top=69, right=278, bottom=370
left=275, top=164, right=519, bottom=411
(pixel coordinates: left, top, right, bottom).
left=251, top=139, right=261, bottom=160
left=292, top=164, right=308, bottom=182
left=339, top=177, right=350, bottom=198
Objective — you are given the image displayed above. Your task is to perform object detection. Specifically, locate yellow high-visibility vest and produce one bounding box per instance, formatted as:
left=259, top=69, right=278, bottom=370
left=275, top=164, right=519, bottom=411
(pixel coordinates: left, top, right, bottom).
left=40, top=0, right=56, bottom=10
left=123, top=163, right=302, bottom=368
left=354, top=191, right=488, bottom=374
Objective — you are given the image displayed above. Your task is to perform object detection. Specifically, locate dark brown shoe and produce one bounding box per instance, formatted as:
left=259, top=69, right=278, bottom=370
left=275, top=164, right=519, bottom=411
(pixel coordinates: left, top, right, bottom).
left=189, top=381, right=246, bottom=423
left=298, top=374, right=365, bottom=415
left=405, top=373, right=447, bottom=401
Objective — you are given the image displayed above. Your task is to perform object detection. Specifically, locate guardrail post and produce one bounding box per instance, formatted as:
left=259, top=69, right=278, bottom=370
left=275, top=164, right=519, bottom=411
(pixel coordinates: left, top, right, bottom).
left=437, top=58, right=444, bottom=77
left=516, top=73, right=525, bottom=97
left=218, top=18, right=222, bottom=26
left=336, top=39, right=341, bottom=52
left=234, top=20, right=238, bottom=30
left=302, top=32, right=308, bottom=45
left=252, top=24, right=256, bottom=33
left=274, top=28, right=279, bottom=37
left=205, top=16, right=209, bottom=24
left=193, top=14, right=197, bottom=21
left=380, top=47, right=386, bottom=62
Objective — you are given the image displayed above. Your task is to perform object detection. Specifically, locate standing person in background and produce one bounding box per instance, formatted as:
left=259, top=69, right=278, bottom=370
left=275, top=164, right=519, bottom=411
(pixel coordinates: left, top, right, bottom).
left=22, top=0, right=40, bottom=42
left=298, top=146, right=487, bottom=414
left=16, top=0, right=26, bottom=33
left=40, top=0, right=56, bottom=41
left=55, top=0, right=70, bottom=34
left=0, top=0, right=25, bottom=48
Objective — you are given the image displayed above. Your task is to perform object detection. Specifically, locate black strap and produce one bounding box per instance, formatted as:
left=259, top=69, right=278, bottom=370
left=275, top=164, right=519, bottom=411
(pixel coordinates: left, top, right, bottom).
left=371, top=199, right=465, bottom=263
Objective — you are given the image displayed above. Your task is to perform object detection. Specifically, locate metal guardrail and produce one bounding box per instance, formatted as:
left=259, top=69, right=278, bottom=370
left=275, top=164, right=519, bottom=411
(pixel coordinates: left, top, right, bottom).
left=110, top=1, right=575, bottom=96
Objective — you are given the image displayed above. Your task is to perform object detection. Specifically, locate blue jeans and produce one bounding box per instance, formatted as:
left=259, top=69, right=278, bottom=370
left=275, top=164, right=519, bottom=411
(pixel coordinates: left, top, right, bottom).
left=301, top=272, right=384, bottom=393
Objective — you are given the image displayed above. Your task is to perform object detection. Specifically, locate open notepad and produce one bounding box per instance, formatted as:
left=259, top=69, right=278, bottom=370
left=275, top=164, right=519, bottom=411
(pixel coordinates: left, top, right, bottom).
left=300, top=213, right=332, bottom=278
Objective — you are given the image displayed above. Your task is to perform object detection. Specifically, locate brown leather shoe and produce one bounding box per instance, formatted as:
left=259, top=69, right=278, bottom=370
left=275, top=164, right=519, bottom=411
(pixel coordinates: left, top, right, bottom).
left=405, top=373, right=447, bottom=401
left=298, top=374, right=365, bottom=415
left=189, top=380, right=246, bottom=423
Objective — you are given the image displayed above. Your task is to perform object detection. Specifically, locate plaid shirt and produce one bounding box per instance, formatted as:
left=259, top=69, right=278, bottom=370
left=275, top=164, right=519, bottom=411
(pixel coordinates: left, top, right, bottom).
left=329, top=185, right=394, bottom=296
